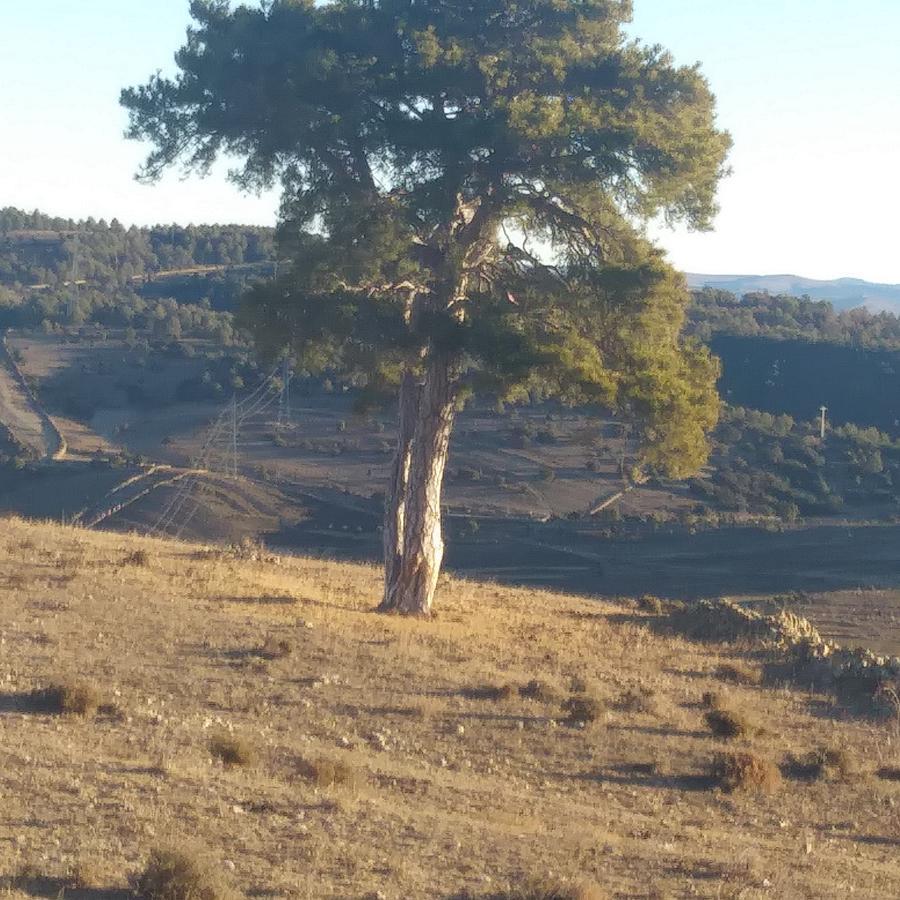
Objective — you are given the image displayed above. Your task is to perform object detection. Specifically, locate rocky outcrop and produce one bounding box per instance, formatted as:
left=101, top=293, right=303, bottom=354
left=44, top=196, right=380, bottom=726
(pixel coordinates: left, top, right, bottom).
left=672, top=597, right=900, bottom=702
left=671, top=597, right=823, bottom=646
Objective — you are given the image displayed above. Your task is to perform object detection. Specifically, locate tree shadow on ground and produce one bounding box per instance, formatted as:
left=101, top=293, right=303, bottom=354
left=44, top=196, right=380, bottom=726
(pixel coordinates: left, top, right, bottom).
left=813, top=825, right=900, bottom=848
left=219, top=594, right=298, bottom=605
left=0, top=691, right=55, bottom=715
left=566, top=763, right=715, bottom=793
left=608, top=723, right=709, bottom=740
left=2, top=877, right=131, bottom=900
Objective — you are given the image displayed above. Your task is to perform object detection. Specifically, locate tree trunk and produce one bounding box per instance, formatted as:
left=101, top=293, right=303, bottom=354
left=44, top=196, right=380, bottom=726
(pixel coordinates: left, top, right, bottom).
left=380, top=355, right=456, bottom=615
left=381, top=368, right=419, bottom=607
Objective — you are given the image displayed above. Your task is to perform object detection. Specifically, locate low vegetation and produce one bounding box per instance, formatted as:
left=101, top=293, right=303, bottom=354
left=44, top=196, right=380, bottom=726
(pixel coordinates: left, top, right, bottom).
left=711, top=751, right=782, bottom=794
left=135, top=846, right=235, bottom=900
left=561, top=694, right=604, bottom=725
left=704, top=704, right=757, bottom=739
left=689, top=288, right=900, bottom=351
left=783, top=747, right=857, bottom=782
left=296, top=756, right=365, bottom=793
left=715, top=662, right=763, bottom=686
left=29, top=679, right=100, bottom=716
left=691, top=406, right=900, bottom=519
left=208, top=732, right=256, bottom=769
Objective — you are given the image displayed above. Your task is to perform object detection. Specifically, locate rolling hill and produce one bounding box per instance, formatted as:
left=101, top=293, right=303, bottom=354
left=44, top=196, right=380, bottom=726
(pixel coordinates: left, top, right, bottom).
left=0, top=516, right=898, bottom=898
left=687, top=274, right=900, bottom=314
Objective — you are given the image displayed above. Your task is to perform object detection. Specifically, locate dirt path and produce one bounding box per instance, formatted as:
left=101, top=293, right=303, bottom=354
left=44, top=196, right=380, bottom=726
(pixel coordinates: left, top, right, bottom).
left=0, top=333, right=66, bottom=459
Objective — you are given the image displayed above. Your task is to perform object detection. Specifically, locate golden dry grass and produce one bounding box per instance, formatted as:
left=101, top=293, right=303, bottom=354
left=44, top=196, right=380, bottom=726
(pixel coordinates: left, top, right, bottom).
left=0, top=515, right=898, bottom=898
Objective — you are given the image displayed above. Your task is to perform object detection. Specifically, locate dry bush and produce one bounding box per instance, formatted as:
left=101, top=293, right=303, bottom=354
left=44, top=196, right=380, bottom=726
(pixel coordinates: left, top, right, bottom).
left=615, top=686, right=658, bottom=715
left=637, top=594, right=664, bottom=614
left=69, top=859, right=104, bottom=890
left=876, top=765, right=900, bottom=781
left=562, top=694, right=604, bottom=725
left=716, top=662, right=762, bottom=686
left=296, top=755, right=364, bottom=792
left=463, top=683, right=516, bottom=701
left=702, top=690, right=725, bottom=709
left=258, top=635, right=293, bottom=660
left=518, top=680, right=559, bottom=703
left=784, top=747, right=857, bottom=782
left=13, top=859, right=43, bottom=885
left=712, top=751, right=781, bottom=794
left=135, top=846, right=235, bottom=900
left=229, top=536, right=278, bottom=564
left=123, top=549, right=151, bottom=567
left=29, top=680, right=100, bottom=717
left=494, top=878, right=608, bottom=900
left=208, top=732, right=256, bottom=768
left=704, top=705, right=755, bottom=739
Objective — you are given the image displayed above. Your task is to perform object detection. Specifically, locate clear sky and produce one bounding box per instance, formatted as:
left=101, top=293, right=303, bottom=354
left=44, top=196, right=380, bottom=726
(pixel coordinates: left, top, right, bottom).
left=2, top=1, right=899, bottom=282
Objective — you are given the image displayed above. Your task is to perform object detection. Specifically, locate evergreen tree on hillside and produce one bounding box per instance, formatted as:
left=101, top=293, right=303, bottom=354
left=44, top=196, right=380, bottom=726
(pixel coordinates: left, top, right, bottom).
left=122, top=0, right=730, bottom=615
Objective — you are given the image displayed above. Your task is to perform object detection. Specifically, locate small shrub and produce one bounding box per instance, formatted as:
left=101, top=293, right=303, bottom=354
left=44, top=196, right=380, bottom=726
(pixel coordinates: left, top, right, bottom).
left=784, top=747, right=857, bottom=782
left=228, top=536, right=277, bottom=563
left=568, top=675, right=589, bottom=694
left=488, top=878, right=609, bottom=899
left=636, top=594, right=663, bottom=614
left=208, top=732, right=256, bottom=768
left=705, top=705, right=755, bottom=739
left=259, top=636, right=293, bottom=660
left=701, top=690, right=725, bottom=709
left=562, top=694, right=604, bottom=724
left=615, top=686, right=658, bottom=715
left=296, top=756, right=364, bottom=792
left=712, top=751, right=781, bottom=794
left=716, top=662, right=762, bottom=686
left=135, top=846, right=234, bottom=900
left=123, top=549, right=150, bottom=567
left=875, top=765, right=900, bottom=781
left=519, top=680, right=559, bottom=703
left=29, top=680, right=100, bottom=717
left=69, top=859, right=104, bottom=890
left=14, top=859, right=44, bottom=886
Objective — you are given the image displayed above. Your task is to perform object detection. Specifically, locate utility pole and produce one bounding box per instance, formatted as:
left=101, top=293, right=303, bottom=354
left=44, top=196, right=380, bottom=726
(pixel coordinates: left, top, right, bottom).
left=279, top=356, right=291, bottom=425
left=819, top=405, right=828, bottom=440
left=231, top=397, right=239, bottom=477
left=67, top=233, right=80, bottom=321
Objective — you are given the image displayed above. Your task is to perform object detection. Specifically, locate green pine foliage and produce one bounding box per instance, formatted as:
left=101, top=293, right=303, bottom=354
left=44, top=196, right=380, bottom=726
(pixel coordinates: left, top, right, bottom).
left=122, top=0, right=731, bottom=480
left=0, top=208, right=275, bottom=289
left=689, top=288, right=900, bottom=350
left=691, top=407, right=900, bottom=518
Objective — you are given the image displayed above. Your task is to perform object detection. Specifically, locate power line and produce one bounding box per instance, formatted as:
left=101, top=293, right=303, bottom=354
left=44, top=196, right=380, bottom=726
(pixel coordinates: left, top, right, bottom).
left=148, top=365, right=284, bottom=538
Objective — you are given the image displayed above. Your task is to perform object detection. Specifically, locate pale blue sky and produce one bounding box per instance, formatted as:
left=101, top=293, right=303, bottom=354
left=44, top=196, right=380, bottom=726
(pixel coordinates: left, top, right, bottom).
left=1, top=1, right=898, bottom=282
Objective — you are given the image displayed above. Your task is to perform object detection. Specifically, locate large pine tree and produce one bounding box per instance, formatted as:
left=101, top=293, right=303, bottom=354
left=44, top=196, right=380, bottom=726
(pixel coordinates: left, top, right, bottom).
left=122, top=0, right=731, bottom=615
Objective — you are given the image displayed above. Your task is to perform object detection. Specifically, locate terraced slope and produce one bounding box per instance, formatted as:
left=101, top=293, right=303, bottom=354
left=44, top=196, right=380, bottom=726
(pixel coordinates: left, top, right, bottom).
left=0, top=334, right=65, bottom=459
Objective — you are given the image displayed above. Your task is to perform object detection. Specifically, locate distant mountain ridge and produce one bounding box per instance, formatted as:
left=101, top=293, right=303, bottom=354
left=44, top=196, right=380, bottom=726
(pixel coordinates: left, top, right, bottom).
left=686, top=273, right=900, bottom=314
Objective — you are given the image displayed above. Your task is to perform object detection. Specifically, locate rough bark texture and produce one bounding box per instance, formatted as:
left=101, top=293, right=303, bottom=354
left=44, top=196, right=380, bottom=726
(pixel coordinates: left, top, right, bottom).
left=380, top=356, right=456, bottom=615
left=381, top=369, right=419, bottom=608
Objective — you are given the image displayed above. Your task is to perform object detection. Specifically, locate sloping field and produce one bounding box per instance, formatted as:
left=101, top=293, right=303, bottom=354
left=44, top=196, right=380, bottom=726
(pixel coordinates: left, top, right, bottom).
left=0, top=336, right=65, bottom=459
left=0, top=517, right=898, bottom=898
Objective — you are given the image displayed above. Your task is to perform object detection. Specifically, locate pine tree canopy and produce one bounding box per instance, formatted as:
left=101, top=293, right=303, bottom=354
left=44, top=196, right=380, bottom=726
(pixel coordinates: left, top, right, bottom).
left=122, top=0, right=731, bottom=478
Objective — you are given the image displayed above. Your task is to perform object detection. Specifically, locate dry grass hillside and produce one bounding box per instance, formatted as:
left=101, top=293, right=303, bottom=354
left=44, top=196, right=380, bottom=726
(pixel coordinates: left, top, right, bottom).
left=0, top=516, right=898, bottom=899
